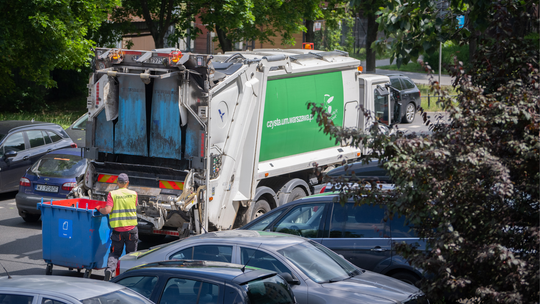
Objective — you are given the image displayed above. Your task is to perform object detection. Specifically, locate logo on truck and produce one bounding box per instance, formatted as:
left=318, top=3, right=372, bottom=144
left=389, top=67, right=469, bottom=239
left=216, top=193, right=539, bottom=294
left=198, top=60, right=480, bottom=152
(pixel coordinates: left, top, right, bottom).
left=324, top=94, right=338, bottom=120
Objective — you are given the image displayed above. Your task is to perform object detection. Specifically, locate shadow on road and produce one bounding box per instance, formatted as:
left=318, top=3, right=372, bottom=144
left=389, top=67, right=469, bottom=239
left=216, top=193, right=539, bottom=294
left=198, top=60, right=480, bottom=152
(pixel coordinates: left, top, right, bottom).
left=0, top=217, right=41, bottom=230
left=0, top=191, right=17, bottom=201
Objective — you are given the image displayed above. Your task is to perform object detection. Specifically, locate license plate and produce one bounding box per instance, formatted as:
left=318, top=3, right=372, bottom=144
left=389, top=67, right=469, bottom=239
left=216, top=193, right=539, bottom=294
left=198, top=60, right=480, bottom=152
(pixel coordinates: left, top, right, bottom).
left=36, top=185, right=59, bottom=193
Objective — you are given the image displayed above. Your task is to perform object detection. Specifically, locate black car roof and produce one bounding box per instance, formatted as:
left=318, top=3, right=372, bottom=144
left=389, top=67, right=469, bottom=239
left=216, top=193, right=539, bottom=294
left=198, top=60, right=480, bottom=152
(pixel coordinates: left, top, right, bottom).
left=0, top=120, right=61, bottom=134
left=122, top=260, right=277, bottom=285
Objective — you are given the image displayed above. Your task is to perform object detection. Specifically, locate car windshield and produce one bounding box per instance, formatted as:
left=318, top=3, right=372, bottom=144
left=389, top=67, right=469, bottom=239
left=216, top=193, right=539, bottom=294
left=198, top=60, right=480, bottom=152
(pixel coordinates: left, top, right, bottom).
left=243, top=274, right=296, bottom=304
left=278, top=240, right=360, bottom=283
left=30, top=154, right=86, bottom=178
left=82, top=288, right=153, bottom=304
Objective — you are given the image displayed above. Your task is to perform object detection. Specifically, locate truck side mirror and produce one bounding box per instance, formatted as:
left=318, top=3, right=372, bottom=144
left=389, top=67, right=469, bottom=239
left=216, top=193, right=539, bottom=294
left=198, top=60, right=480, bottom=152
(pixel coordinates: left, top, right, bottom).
left=376, top=85, right=390, bottom=97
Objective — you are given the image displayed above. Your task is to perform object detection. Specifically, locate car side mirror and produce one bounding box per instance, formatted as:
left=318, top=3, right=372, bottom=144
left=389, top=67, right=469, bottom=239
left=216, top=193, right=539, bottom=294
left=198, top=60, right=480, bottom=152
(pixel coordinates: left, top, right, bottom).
left=4, top=150, right=17, bottom=159
left=280, top=273, right=300, bottom=285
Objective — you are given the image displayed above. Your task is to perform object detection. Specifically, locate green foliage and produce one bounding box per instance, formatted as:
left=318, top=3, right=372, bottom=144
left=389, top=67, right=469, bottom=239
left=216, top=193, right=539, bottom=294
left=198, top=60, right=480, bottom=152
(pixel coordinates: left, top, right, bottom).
left=423, top=44, right=470, bottom=73
left=313, top=1, right=354, bottom=52
left=310, top=0, right=539, bottom=303
left=0, top=109, right=86, bottom=129
left=0, top=0, right=118, bottom=112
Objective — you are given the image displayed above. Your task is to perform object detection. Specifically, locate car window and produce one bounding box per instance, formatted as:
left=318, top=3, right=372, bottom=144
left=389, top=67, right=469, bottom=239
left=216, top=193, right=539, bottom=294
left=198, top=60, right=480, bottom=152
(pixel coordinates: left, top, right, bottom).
left=42, top=298, right=68, bottom=304
left=244, top=209, right=285, bottom=231
left=224, top=286, right=244, bottom=304
left=240, top=248, right=292, bottom=276
left=390, top=214, right=418, bottom=238
left=30, top=154, right=86, bottom=178
left=159, top=278, right=219, bottom=304
left=0, top=294, right=33, bottom=304
left=193, top=245, right=232, bottom=263
left=0, top=134, right=5, bottom=142
left=273, top=203, right=326, bottom=238
left=242, top=274, right=295, bottom=304
left=170, top=247, right=193, bottom=260
left=114, top=275, right=158, bottom=299
left=401, top=77, right=417, bottom=89
left=390, top=77, right=403, bottom=90
left=3, top=132, right=26, bottom=153
left=329, top=203, right=389, bottom=238
left=27, top=130, right=46, bottom=148
left=374, top=88, right=389, bottom=124
left=81, top=288, right=153, bottom=304
left=47, top=131, right=62, bottom=142
left=42, top=131, right=52, bottom=144
left=71, top=114, right=88, bottom=130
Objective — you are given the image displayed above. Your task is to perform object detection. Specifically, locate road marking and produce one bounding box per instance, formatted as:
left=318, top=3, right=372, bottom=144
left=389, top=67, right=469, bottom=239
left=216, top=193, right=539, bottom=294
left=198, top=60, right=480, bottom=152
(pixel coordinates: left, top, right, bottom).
left=23, top=249, right=42, bottom=255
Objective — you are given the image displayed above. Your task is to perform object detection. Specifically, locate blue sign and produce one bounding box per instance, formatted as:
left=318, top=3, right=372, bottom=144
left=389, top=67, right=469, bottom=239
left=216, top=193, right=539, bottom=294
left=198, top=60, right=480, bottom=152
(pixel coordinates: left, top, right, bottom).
left=457, top=15, right=465, bottom=28
left=59, top=219, right=73, bottom=239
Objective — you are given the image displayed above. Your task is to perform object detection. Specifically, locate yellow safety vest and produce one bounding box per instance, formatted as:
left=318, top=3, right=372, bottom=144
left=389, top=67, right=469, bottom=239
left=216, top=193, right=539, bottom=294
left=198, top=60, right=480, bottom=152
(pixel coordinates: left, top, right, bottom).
left=109, top=188, right=138, bottom=229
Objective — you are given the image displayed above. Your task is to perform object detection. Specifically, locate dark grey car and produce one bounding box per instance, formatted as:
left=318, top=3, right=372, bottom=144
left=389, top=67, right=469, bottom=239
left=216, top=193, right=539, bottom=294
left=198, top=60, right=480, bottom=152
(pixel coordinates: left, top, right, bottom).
left=0, top=121, right=76, bottom=194
left=241, top=193, right=425, bottom=285
left=388, top=74, right=421, bottom=123
left=116, top=231, right=427, bottom=304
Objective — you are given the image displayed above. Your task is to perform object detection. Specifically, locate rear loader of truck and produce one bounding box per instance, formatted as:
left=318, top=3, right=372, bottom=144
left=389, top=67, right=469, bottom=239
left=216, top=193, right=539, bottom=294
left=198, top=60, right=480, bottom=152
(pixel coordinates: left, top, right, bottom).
left=76, top=48, right=393, bottom=240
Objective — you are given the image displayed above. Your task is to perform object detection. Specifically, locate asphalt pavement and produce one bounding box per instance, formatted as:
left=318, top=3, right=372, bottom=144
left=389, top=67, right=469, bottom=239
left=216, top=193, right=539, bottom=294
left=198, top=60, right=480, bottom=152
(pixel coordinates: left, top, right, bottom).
left=362, top=58, right=454, bottom=86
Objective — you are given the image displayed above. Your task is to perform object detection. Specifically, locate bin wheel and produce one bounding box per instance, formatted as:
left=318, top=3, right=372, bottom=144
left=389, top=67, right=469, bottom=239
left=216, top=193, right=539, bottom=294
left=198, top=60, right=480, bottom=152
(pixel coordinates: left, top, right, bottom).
left=69, top=267, right=73, bottom=271
left=83, top=269, right=92, bottom=278
left=77, top=269, right=81, bottom=273
left=45, top=263, right=53, bottom=275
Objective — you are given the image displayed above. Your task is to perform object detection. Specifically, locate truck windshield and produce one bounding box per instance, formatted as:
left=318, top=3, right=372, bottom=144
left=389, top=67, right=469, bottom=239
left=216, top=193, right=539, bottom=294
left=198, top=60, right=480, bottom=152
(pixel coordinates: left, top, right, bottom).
left=242, top=274, right=296, bottom=304
left=278, top=241, right=360, bottom=283
left=30, top=154, right=86, bottom=178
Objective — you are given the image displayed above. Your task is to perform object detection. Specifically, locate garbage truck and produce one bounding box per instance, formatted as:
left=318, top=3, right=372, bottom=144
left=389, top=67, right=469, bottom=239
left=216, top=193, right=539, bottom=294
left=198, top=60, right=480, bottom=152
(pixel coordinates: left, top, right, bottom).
left=75, top=47, right=395, bottom=241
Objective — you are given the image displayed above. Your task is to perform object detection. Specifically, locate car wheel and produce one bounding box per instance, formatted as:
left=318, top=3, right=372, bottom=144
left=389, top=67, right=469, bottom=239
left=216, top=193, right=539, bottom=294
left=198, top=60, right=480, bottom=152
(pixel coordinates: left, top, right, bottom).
left=45, top=263, right=53, bottom=275
left=138, top=234, right=167, bottom=244
left=21, top=213, right=41, bottom=223
left=251, top=199, right=271, bottom=220
left=391, top=272, right=420, bottom=286
left=402, top=102, right=416, bottom=123
left=287, top=187, right=307, bottom=203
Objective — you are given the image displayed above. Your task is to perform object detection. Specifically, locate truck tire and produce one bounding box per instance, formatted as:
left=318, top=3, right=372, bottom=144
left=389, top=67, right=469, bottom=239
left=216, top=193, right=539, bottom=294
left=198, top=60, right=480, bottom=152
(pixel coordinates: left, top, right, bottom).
left=402, top=102, right=416, bottom=123
left=287, top=187, right=307, bottom=203
left=251, top=199, right=271, bottom=220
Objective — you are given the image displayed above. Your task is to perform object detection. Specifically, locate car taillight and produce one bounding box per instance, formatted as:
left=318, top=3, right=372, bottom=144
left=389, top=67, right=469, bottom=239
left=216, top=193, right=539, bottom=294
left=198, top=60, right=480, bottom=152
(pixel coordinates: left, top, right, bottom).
left=20, top=177, right=31, bottom=187
left=62, top=182, right=76, bottom=191
left=70, top=143, right=78, bottom=148
left=319, top=185, right=326, bottom=193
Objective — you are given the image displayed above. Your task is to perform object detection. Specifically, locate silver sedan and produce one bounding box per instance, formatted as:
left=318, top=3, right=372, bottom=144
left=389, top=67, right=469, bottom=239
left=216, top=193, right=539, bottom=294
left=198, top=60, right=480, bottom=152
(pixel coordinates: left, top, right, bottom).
left=0, top=275, right=153, bottom=304
left=118, top=230, right=427, bottom=304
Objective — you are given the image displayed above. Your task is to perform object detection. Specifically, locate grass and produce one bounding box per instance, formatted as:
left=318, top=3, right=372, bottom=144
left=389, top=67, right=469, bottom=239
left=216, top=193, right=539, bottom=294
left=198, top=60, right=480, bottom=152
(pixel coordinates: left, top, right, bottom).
left=0, top=97, right=87, bottom=129
left=417, top=84, right=458, bottom=112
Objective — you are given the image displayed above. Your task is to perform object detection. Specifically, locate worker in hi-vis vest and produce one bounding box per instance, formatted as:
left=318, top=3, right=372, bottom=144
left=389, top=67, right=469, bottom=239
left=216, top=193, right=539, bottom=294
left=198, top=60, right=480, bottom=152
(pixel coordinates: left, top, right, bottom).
left=96, top=173, right=138, bottom=281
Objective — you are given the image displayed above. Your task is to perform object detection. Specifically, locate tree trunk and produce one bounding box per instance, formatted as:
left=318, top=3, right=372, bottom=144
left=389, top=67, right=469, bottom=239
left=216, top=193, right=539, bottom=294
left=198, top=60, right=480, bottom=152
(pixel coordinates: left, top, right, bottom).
left=365, top=13, right=378, bottom=73
left=216, top=25, right=233, bottom=52
left=305, top=20, right=315, bottom=42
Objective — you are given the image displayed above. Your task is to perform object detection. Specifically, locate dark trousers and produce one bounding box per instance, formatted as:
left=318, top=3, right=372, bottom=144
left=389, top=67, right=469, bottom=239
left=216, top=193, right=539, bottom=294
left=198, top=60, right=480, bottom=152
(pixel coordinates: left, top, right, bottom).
left=107, top=226, right=138, bottom=273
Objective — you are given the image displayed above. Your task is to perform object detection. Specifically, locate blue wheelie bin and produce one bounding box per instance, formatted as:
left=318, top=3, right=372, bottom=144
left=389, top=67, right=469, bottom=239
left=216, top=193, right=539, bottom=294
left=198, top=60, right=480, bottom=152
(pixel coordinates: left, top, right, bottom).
left=38, top=198, right=111, bottom=278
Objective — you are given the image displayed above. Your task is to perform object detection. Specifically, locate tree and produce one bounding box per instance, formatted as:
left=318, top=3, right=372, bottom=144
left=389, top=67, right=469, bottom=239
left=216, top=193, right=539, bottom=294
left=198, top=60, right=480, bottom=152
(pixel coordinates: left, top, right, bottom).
left=309, top=0, right=539, bottom=303
left=0, top=0, right=118, bottom=110
left=182, top=0, right=325, bottom=53
left=349, top=0, right=386, bottom=73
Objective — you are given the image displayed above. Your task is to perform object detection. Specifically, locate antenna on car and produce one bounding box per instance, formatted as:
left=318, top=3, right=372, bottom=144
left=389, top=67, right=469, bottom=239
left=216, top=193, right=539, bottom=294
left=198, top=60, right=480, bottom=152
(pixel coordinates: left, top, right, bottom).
left=241, top=243, right=262, bottom=273
left=0, top=262, right=12, bottom=279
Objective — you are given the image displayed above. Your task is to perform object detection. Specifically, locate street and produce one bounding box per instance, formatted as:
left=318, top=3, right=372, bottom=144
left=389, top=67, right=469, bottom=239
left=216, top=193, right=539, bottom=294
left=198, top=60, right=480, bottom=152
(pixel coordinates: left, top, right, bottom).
left=0, top=115, right=437, bottom=280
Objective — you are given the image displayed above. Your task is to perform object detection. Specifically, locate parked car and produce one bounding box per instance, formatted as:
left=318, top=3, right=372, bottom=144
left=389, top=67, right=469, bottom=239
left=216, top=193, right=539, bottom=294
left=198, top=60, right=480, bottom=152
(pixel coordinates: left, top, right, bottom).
left=112, top=259, right=297, bottom=304
left=240, top=193, right=424, bottom=285
left=116, top=230, right=426, bottom=304
left=16, top=148, right=88, bottom=222
left=318, top=160, right=392, bottom=193
left=65, top=113, right=88, bottom=148
left=0, top=275, right=153, bottom=304
left=0, top=121, right=76, bottom=194
left=388, top=74, right=421, bottom=123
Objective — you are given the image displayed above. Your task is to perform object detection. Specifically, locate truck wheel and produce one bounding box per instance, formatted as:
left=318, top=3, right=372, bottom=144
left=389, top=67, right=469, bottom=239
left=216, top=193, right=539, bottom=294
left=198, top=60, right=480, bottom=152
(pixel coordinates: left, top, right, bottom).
left=390, top=272, right=420, bottom=286
left=139, top=234, right=166, bottom=244
left=21, top=213, right=40, bottom=223
left=287, top=187, right=306, bottom=203
left=402, top=102, right=416, bottom=123
left=251, top=199, right=271, bottom=220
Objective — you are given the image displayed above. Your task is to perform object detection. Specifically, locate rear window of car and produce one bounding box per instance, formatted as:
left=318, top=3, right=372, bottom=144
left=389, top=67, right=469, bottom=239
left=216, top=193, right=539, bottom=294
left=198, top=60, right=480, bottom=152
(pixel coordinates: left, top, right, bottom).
left=30, top=154, right=86, bottom=178
left=47, top=131, right=62, bottom=142
left=401, top=77, right=417, bottom=89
